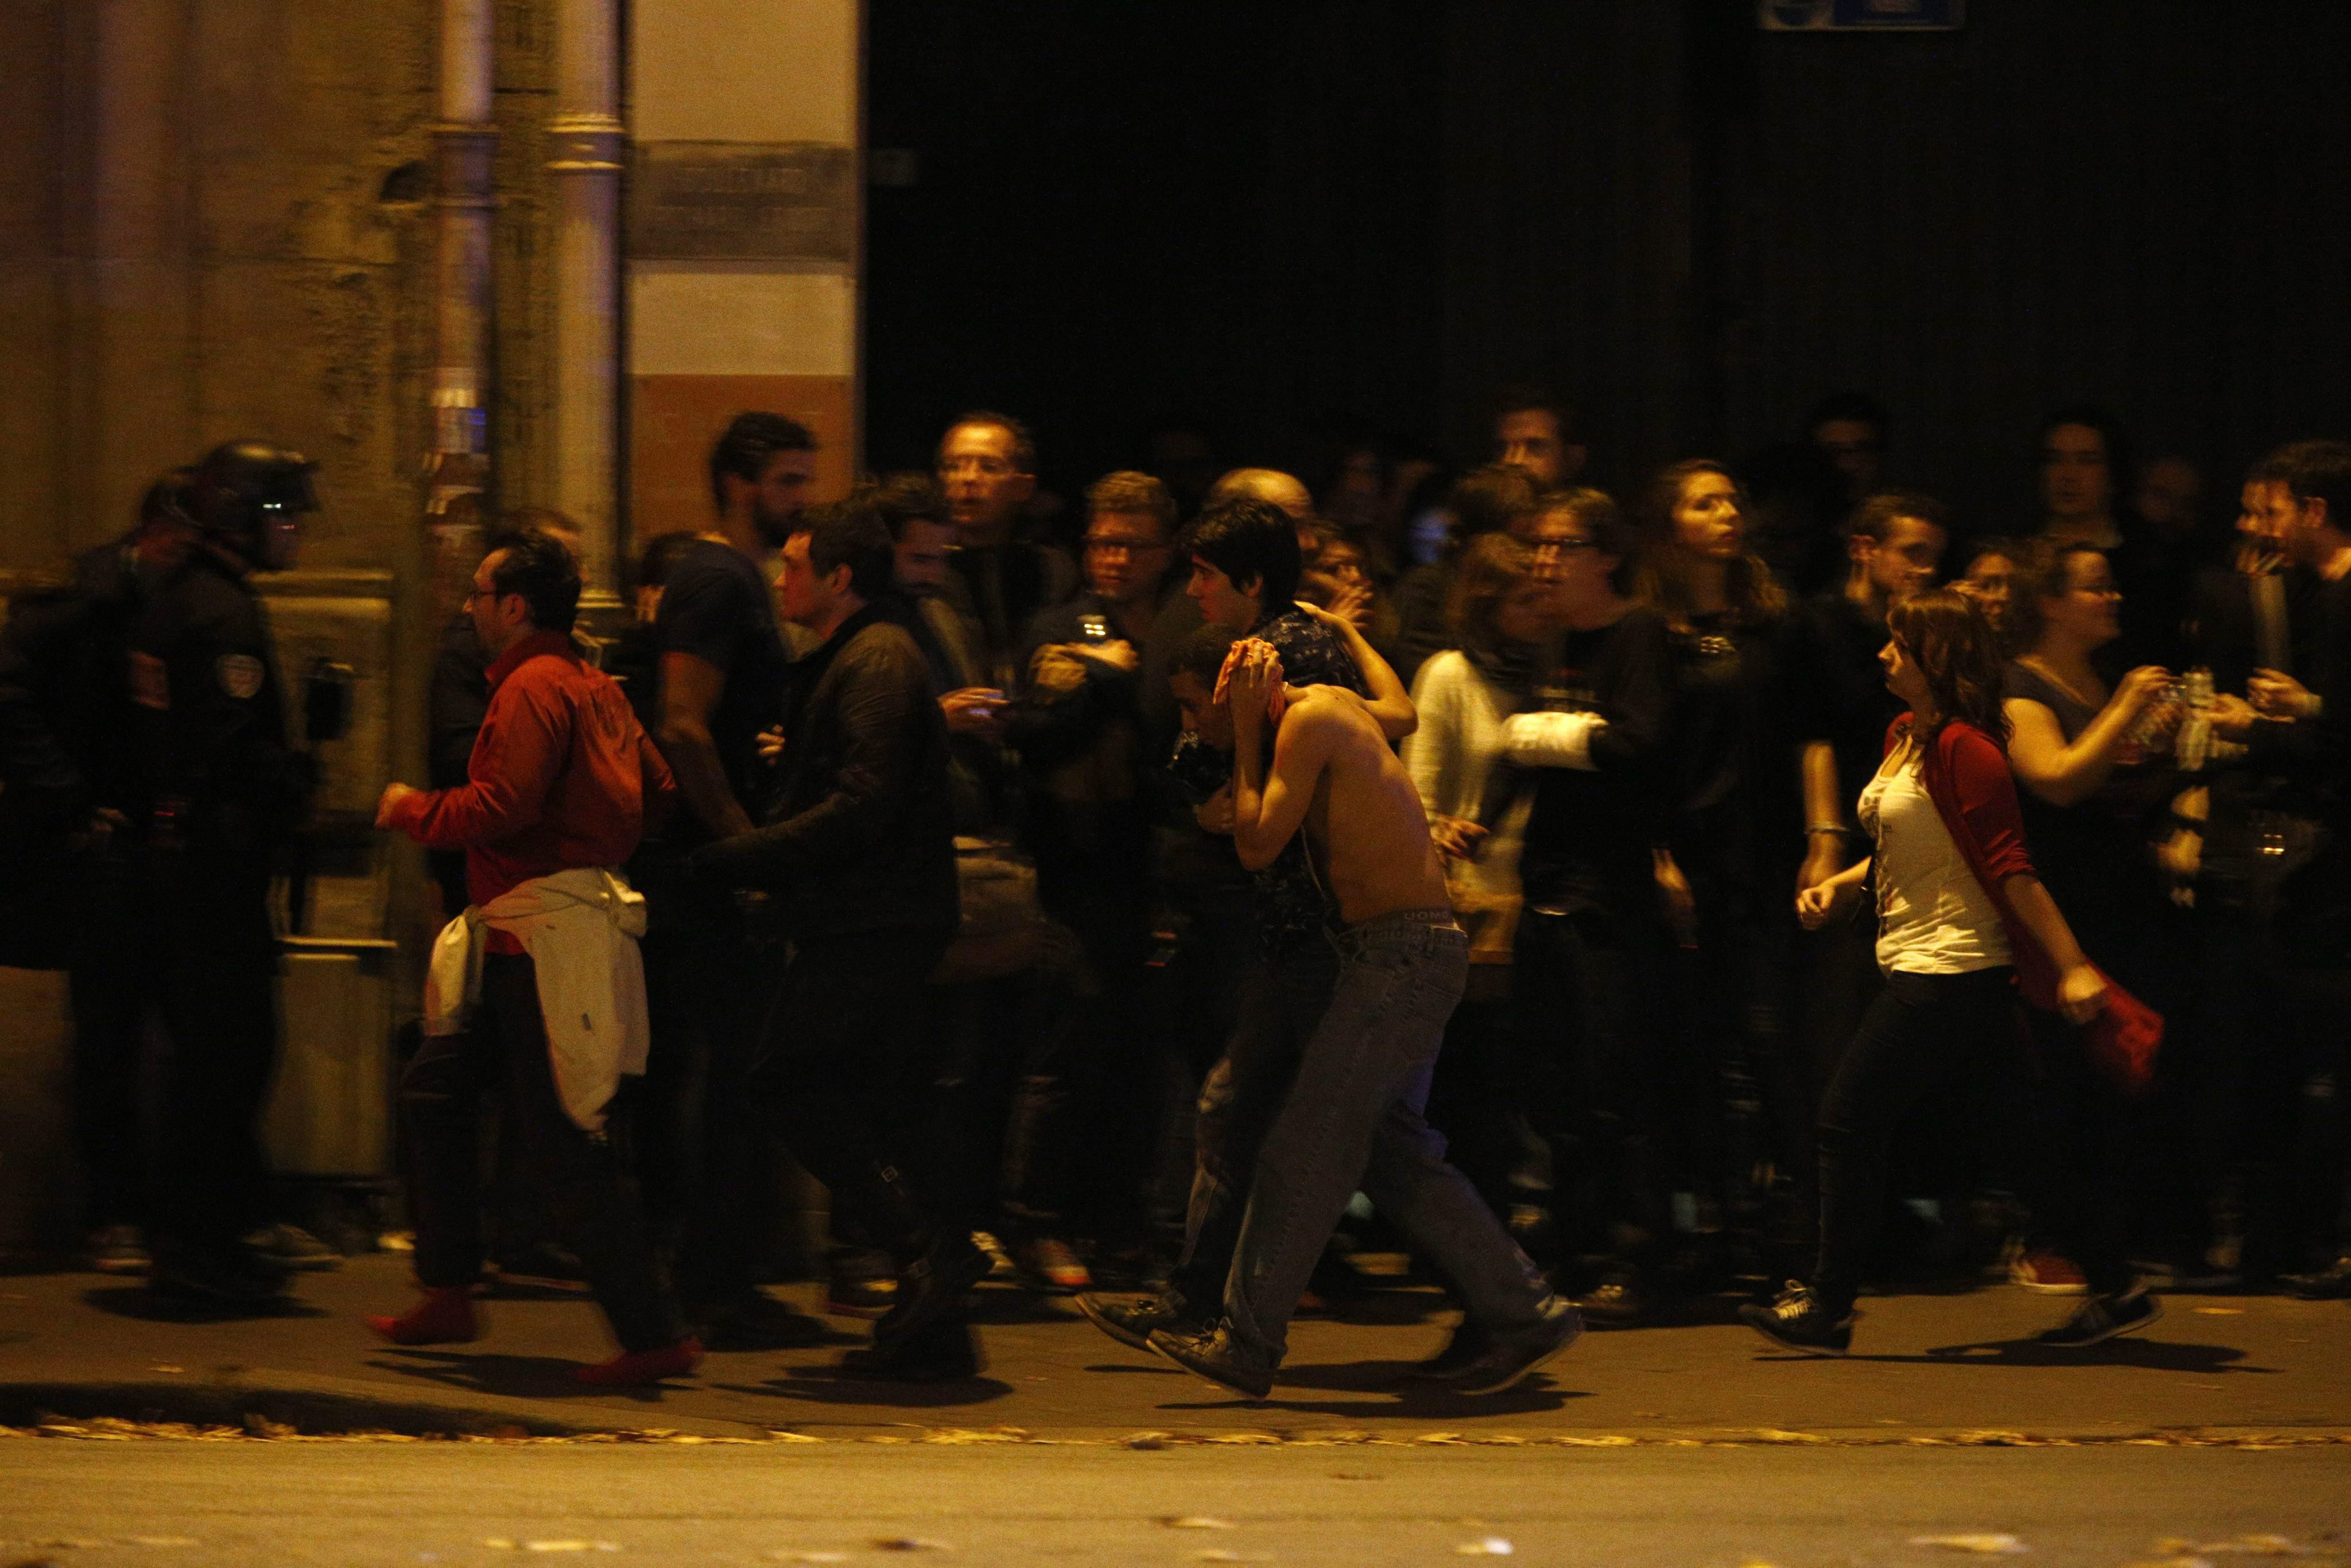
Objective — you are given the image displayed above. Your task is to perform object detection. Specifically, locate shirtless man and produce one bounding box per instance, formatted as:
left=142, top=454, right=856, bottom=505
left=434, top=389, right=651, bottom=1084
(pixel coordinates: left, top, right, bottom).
left=1142, top=628, right=1582, bottom=1399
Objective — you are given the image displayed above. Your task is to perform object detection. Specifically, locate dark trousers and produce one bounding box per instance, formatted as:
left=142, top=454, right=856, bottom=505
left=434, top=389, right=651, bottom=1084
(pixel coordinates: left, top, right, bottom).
left=1514, top=903, right=1671, bottom=1267
left=638, top=887, right=785, bottom=1306
left=998, top=876, right=1155, bottom=1244
left=401, top=952, right=684, bottom=1352
left=755, top=930, right=955, bottom=1267
left=1166, top=937, right=1339, bottom=1315
left=1814, top=965, right=2129, bottom=1311
left=69, top=850, right=276, bottom=1252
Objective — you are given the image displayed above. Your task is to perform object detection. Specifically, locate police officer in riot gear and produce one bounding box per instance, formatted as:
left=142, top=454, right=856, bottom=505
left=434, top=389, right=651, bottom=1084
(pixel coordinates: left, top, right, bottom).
left=0, top=440, right=327, bottom=1303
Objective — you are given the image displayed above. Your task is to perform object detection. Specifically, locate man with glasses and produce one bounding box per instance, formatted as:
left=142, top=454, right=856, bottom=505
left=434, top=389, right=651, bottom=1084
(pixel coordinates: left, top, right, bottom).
left=990, top=472, right=1184, bottom=1290
left=937, top=411, right=1078, bottom=704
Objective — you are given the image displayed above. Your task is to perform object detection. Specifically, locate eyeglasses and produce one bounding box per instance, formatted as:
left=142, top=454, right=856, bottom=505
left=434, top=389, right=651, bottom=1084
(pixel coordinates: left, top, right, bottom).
left=1084, top=537, right=1168, bottom=557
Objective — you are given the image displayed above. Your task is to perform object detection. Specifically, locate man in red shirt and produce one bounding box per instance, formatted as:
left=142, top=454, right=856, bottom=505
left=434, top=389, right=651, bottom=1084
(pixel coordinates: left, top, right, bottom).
left=370, top=530, right=700, bottom=1385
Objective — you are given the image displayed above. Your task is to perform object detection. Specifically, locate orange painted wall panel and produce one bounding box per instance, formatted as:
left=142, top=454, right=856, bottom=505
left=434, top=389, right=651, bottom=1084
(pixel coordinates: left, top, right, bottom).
left=628, top=372, right=855, bottom=553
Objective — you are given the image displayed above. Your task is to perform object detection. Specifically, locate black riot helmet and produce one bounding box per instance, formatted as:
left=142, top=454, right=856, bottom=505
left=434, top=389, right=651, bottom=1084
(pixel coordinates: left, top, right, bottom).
left=191, top=440, right=319, bottom=570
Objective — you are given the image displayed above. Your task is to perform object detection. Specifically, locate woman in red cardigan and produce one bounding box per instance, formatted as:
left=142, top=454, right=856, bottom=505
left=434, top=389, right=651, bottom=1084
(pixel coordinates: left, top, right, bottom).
left=1741, top=588, right=2160, bottom=1355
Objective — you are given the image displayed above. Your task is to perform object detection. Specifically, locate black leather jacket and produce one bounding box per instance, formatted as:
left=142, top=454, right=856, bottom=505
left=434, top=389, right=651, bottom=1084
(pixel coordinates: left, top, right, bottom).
left=688, top=603, right=958, bottom=941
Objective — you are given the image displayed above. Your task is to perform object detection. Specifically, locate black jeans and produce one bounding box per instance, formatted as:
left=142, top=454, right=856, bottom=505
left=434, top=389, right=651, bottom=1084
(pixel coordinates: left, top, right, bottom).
left=402, top=952, right=685, bottom=1352
left=1514, top=903, right=1671, bottom=1268
left=755, top=930, right=955, bottom=1268
left=1813, top=965, right=2130, bottom=1312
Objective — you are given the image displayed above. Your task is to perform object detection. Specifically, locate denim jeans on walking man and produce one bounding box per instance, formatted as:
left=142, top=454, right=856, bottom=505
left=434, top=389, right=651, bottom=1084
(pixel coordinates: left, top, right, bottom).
left=1221, top=910, right=1558, bottom=1367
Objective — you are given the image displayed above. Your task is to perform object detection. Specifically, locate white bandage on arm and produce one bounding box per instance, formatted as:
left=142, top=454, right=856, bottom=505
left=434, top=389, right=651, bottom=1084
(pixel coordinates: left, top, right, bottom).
left=1503, top=709, right=1606, bottom=770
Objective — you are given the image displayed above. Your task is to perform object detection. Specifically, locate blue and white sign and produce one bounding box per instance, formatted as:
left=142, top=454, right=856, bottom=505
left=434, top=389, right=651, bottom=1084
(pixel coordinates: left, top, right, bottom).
left=1761, top=0, right=1964, bottom=30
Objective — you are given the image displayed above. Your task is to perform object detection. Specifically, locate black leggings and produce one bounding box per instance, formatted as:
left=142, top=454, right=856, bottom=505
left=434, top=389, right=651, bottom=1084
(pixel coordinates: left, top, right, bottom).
left=1814, top=965, right=2129, bottom=1312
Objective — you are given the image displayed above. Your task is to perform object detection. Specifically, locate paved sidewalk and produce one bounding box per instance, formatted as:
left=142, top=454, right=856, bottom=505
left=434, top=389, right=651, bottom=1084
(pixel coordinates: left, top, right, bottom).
left=2, top=1253, right=2345, bottom=1443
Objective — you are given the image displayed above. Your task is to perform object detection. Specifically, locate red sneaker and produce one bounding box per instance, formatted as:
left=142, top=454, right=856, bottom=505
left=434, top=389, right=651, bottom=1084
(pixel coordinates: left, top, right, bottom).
left=572, top=1336, right=704, bottom=1386
left=366, top=1286, right=480, bottom=1346
left=2009, top=1249, right=2089, bottom=1295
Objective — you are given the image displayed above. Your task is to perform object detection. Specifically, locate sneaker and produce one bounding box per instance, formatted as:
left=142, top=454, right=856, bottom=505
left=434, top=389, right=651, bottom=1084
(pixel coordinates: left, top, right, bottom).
left=2033, top=1286, right=2162, bottom=1348
left=572, top=1335, right=703, bottom=1386
left=366, top=1286, right=481, bottom=1346
left=1147, top=1320, right=1275, bottom=1401
left=826, top=1271, right=898, bottom=1319
left=2008, top=1248, right=2089, bottom=1295
left=1576, top=1268, right=1651, bottom=1328
left=487, top=1240, right=585, bottom=1291
left=1443, top=1300, right=1584, bottom=1395
left=1009, top=1236, right=1093, bottom=1295
left=1403, top=1320, right=1493, bottom=1381
left=1075, top=1292, right=1201, bottom=1354
left=150, top=1245, right=290, bottom=1307
left=244, top=1224, right=341, bottom=1272
left=83, top=1224, right=150, bottom=1275
left=2282, top=1256, right=2351, bottom=1301
left=693, top=1289, right=828, bottom=1350
left=1737, top=1280, right=1855, bottom=1356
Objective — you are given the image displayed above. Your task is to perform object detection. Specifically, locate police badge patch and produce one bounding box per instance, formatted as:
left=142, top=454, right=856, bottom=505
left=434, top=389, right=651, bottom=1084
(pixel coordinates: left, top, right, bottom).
left=216, top=653, right=266, bottom=700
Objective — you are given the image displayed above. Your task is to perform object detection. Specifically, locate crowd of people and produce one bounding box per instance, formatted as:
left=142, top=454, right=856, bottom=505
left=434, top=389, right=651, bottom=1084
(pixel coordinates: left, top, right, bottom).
left=4, top=390, right=2346, bottom=1395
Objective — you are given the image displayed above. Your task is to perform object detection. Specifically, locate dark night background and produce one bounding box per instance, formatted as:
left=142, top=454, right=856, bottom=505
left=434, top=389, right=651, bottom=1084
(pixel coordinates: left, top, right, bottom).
left=863, top=1, right=2351, bottom=536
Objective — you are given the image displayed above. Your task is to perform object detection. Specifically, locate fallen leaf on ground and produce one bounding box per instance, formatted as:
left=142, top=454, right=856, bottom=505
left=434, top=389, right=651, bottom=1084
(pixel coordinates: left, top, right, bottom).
left=1909, top=1534, right=2026, bottom=1554
left=870, top=1539, right=951, bottom=1552
left=1456, top=1539, right=1514, bottom=1556
left=1165, top=1517, right=1236, bottom=1530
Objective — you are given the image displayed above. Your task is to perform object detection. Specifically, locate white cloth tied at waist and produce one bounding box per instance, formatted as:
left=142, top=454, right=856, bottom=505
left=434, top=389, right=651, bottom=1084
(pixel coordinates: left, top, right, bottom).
left=423, top=866, right=650, bottom=1134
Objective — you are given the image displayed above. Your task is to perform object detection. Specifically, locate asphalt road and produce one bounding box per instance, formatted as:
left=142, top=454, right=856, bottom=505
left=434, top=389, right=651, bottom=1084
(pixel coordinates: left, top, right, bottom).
left=3, top=1441, right=2347, bottom=1567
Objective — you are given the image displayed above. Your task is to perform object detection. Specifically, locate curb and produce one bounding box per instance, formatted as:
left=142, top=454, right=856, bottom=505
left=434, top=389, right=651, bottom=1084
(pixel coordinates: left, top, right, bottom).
left=0, top=1377, right=772, bottom=1442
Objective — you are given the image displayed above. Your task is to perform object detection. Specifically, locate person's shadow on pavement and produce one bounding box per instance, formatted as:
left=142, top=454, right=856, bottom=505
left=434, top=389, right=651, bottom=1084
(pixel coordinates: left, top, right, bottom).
left=1155, top=1360, right=1586, bottom=1417
left=711, top=1367, right=1017, bottom=1409
left=1902, top=1335, right=2276, bottom=1373
left=82, top=1286, right=328, bottom=1324
left=368, top=1348, right=684, bottom=1403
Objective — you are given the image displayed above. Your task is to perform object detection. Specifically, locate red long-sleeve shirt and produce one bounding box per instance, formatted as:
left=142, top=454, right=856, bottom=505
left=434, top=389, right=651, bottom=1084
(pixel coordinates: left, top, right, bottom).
left=387, top=631, right=674, bottom=945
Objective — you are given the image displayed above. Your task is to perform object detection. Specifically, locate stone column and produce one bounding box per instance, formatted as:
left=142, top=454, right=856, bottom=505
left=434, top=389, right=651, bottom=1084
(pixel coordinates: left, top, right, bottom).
left=548, top=0, right=626, bottom=615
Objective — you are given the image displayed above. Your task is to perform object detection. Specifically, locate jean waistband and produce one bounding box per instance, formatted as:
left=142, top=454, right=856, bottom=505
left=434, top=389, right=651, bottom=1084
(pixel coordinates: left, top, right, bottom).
left=1328, top=907, right=1464, bottom=953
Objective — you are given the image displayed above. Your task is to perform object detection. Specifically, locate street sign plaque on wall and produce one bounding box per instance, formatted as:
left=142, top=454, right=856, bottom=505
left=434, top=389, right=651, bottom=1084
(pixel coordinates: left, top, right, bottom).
left=628, top=143, right=857, bottom=264
left=1760, top=0, right=1963, bottom=29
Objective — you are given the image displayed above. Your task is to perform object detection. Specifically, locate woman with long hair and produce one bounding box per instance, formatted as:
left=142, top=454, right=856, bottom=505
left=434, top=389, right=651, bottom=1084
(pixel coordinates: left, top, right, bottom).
left=1632, top=460, right=1798, bottom=1274
left=2002, top=540, right=2182, bottom=1286
left=1402, top=533, right=1553, bottom=1227
left=1742, top=589, right=2158, bottom=1354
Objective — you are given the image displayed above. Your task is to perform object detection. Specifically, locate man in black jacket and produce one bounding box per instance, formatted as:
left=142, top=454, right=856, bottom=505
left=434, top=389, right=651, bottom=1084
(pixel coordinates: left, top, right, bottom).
left=688, top=500, right=972, bottom=1380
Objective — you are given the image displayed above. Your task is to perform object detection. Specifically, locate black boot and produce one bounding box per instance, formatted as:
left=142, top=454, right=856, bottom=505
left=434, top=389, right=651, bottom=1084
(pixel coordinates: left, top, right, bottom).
left=837, top=1316, right=983, bottom=1382
left=860, top=1163, right=989, bottom=1346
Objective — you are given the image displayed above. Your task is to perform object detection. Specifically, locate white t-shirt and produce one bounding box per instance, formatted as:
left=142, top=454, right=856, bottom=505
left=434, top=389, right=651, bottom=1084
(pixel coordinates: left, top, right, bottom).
left=1857, top=748, right=2012, bottom=976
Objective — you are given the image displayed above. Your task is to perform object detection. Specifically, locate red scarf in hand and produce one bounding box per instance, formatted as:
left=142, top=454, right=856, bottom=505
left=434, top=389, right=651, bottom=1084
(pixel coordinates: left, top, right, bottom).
left=1891, top=716, right=2164, bottom=1093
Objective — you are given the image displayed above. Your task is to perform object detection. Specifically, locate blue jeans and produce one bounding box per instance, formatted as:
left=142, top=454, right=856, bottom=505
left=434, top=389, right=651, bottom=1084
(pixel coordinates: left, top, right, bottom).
left=1223, top=910, right=1555, bottom=1365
